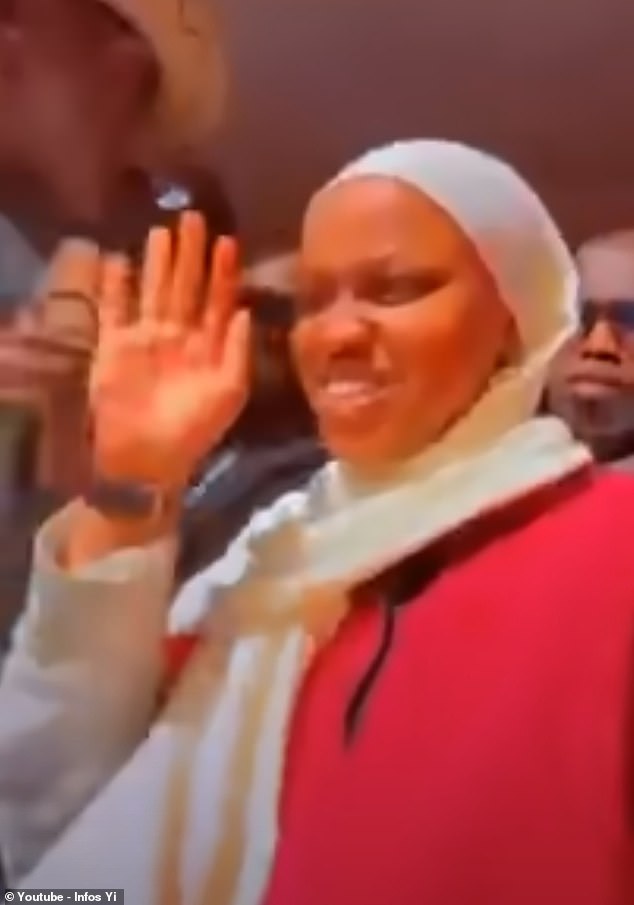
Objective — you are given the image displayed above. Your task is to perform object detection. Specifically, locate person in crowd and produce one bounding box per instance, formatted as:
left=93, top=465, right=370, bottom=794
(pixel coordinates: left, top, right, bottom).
left=179, top=252, right=324, bottom=580
left=0, top=0, right=228, bottom=643
left=547, top=229, right=634, bottom=468
left=0, top=0, right=225, bottom=305
left=0, top=0, right=229, bottom=495
left=2, top=141, right=634, bottom=905
left=0, top=238, right=98, bottom=649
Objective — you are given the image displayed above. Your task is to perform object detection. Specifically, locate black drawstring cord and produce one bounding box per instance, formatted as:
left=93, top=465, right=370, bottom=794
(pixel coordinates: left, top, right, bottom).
left=341, top=474, right=592, bottom=747
left=344, top=597, right=400, bottom=745
left=343, top=549, right=447, bottom=746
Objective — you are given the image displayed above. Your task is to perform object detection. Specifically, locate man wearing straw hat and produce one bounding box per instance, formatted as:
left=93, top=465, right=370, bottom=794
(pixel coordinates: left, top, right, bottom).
left=0, top=0, right=225, bottom=305
left=0, top=0, right=226, bottom=645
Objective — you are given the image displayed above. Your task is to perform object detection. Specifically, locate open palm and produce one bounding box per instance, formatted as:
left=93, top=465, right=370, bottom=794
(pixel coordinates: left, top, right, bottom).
left=90, top=212, right=251, bottom=490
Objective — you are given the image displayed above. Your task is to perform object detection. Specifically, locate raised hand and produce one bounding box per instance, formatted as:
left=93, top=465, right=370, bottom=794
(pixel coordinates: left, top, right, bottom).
left=90, top=211, right=251, bottom=491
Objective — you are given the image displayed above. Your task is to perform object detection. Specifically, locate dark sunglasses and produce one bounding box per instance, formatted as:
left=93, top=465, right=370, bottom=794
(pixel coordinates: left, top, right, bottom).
left=579, top=299, right=634, bottom=335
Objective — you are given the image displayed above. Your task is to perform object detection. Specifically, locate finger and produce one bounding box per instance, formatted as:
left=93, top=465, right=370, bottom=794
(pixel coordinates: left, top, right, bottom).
left=218, top=308, right=252, bottom=395
left=203, top=236, right=240, bottom=356
left=0, top=343, right=88, bottom=388
left=167, top=210, right=207, bottom=324
left=36, top=238, right=100, bottom=344
left=37, top=238, right=100, bottom=300
left=99, top=252, right=133, bottom=334
left=140, top=227, right=172, bottom=321
left=14, top=306, right=40, bottom=331
left=0, top=331, right=91, bottom=365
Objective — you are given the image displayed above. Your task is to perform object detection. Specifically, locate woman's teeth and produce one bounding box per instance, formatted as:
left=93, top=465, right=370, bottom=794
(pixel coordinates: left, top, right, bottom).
left=323, top=379, right=376, bottom=398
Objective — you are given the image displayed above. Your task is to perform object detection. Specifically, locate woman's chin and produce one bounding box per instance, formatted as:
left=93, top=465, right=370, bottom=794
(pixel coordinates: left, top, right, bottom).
left=317, top=423, right=406, bottom=471
left=316, top=406, right=381, bottom=447
left=321, top=421, right=441, bottom=473
left=317, top=424, right=380, bottom=466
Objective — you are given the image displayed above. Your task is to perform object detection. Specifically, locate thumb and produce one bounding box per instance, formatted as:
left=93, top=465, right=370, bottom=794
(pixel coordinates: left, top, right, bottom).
left=36, top=238, right=101, bottom=349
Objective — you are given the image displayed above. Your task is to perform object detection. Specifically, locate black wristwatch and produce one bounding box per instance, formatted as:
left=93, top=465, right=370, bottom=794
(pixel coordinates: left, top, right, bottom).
left=84, top=477, right=182, bottom=519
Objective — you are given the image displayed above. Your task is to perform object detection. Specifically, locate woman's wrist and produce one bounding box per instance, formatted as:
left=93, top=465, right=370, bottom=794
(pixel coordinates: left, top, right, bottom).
left=63, top=494, right=182, bottom=571
left=83, top=475, right=183, bottom=522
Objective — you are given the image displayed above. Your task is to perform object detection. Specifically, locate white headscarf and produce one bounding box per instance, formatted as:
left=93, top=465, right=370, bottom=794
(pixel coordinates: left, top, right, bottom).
left=327, top=140, right=579, bottom=465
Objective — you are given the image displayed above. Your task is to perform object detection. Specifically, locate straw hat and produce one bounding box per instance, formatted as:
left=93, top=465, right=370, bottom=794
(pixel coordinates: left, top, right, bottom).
left=101, top=0, right=226, bottom=150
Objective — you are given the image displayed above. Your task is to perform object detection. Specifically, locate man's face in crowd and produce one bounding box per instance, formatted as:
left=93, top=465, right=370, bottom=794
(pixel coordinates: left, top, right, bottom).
left=0, top=0, right=158, bottom=226
left=234, top=276, right=315, bottom=445
left=548, top=236, right=634, bottom=460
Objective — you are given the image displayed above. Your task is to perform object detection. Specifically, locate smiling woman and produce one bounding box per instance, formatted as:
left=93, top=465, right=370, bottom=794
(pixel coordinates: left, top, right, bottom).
left=5, top=142, right=634, bottom=905
left=294, top=175, right=515, bottom=468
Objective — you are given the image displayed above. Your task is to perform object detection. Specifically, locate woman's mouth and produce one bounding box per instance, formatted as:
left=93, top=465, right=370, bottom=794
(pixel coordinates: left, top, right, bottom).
left=314, top=377, right=391, bottom=416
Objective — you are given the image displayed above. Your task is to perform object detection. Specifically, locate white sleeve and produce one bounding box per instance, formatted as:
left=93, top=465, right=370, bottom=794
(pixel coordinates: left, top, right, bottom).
left=0, top=502, right=178, bottom=883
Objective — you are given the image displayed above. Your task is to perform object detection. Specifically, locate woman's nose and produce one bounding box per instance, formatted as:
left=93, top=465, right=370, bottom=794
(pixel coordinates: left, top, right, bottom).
left=317, top=295, right=373, bottom=349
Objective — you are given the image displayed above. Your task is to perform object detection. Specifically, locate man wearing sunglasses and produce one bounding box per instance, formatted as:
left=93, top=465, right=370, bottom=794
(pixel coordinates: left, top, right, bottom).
left=548, top=231, right=634, bottom=467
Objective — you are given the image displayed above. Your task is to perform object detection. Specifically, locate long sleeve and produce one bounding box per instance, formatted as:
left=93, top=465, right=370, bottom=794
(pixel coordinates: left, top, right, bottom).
left=0, top=502, right=178, bottom=883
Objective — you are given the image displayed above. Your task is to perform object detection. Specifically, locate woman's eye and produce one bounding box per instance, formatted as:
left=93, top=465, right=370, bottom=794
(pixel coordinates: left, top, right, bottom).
left=377, top=280, right=419, bottom=305
left=368, top=274, right=446, bottom=306
left=294, top=288, right=329, bottom=318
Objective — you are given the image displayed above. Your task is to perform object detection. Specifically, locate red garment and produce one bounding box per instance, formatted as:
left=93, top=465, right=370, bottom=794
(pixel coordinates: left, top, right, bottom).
left=260, top=470, right=634, bottom=905
left=164, top=633, right=199, bottom=688
left=161, top=471, right=634, bottom=904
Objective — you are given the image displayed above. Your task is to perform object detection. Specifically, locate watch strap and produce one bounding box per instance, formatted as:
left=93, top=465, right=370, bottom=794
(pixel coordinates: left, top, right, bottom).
left=84, top=477, right=180, bottom=519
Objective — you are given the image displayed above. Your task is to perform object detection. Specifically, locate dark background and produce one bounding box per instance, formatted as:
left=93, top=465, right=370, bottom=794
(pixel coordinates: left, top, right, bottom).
left=210, top=0, right=634, bottom=255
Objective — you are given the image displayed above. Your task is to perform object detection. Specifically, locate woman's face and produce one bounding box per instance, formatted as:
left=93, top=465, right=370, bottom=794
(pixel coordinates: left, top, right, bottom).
left=291, top=176, right=514, bottom=468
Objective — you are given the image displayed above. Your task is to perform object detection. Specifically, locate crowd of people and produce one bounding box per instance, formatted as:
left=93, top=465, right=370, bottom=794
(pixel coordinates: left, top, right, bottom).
left=0, top=1, right=632, bottom=904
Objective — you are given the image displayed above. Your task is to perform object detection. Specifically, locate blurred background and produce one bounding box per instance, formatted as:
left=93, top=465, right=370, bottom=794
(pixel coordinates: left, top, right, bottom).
left=212, top=0, right=634, bottom=255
